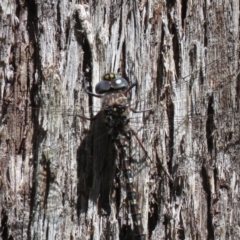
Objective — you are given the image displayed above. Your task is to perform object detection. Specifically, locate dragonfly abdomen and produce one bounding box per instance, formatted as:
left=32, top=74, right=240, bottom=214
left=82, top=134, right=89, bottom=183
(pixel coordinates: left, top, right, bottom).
left=116, top=132, right=146, bottom=239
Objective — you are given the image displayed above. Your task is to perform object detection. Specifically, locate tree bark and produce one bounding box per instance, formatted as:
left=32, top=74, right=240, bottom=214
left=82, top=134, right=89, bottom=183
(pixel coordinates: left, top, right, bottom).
left=0, top=0, right=239, bottom=239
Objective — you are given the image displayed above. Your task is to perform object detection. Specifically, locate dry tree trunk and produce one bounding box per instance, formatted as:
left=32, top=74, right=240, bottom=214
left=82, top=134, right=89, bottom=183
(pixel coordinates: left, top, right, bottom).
left=0, top=0, right=239, bottom=239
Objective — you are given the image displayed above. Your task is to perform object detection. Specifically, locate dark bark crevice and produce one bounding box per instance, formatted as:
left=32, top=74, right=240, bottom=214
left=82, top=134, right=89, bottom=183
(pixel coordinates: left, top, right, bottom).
left=202, top=166, right=215, bottom=240
left=56, top=0, right=62, bottom=51
left=148, top=193, right=158, bottom=238
left=167, top=98, right=174, bottom=165
left=206, top=95, right=214, bottom=153
left=25, top=0, right=46, bottom=238
left=156, top=23, right=164, bottom=96
left=74, top=11, right=93, bottom=114
left=181, top=0, right=188, bottom=27
left=171, top=24, right=180, bottom=80
left=0, top=209, right=9, bottom=240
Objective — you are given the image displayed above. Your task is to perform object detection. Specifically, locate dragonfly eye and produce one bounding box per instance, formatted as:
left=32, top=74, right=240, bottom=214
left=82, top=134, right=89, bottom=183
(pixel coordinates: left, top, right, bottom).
left=111, top=77, right=128, bottom=90
left=96, top=75, right=129, bottom=94
left=95, top=80, right=111, bottom=94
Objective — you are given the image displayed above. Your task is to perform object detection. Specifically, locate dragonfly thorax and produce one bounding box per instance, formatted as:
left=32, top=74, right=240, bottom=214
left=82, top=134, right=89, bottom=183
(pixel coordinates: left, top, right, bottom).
left=102, top=92, right=130, bottom=128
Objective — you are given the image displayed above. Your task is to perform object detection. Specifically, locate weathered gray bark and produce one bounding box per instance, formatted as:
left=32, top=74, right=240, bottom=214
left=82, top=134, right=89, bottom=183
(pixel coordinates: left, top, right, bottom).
left=0, top=0, right=239, bottom=239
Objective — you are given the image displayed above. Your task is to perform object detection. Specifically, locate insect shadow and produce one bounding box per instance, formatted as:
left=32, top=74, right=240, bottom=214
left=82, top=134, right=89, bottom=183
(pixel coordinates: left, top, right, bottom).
left=76, top=111, right=118, bottom=217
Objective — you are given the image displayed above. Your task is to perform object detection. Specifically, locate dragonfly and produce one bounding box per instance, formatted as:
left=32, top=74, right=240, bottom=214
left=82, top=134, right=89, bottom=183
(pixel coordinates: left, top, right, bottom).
left=2, top=49, right=240, bottom=239
left=82, top=71, right=156, bottom=239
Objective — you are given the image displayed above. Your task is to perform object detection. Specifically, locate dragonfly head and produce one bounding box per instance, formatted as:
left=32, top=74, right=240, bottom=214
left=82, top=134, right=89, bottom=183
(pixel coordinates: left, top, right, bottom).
left=95, top=73, right=129, bottom=94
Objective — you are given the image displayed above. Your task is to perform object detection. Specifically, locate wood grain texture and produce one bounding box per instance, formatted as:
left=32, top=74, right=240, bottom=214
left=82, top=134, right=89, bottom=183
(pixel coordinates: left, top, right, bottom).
left=0, top=0, right=239, bottom=239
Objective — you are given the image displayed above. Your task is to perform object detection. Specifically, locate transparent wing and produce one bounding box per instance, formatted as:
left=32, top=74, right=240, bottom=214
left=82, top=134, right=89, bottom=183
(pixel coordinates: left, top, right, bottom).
left=3, top=50, right=240, bottom=168
left=3, top=50, right=240, bottom=161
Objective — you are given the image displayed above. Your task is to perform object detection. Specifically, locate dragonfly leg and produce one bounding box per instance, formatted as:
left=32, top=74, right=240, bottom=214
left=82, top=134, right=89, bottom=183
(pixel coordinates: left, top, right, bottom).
left=124, top=81, right=137, bottom=94
left=130, top=107, right=155, bottom=113
left=83, top=75, right=102, bottom=98
left=131, top=130, right=149, bottom=156
left=131, top=129, right=173, bottom=183
left=157, top=160, right=174, bottom=183
left=75, top=113, right=99, bottom=121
